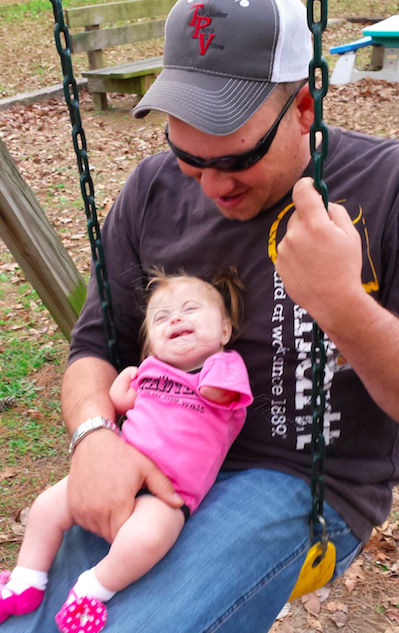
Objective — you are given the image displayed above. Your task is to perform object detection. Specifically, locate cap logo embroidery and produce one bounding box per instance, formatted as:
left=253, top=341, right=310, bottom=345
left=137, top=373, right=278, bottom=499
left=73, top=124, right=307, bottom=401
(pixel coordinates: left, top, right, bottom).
left=190, top=4, right=216, bottom=55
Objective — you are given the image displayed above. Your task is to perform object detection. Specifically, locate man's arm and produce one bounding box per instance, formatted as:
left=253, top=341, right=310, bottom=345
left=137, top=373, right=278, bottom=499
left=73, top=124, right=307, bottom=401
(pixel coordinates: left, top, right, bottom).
left=62, top=356, right=184, bottom=543
left=275, top=177, right=399, bottom=422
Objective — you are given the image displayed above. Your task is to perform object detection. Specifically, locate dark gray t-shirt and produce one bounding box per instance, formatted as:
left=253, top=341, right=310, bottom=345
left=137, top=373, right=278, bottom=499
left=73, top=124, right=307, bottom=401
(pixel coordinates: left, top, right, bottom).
left=69, top=127, right=399, bottom=544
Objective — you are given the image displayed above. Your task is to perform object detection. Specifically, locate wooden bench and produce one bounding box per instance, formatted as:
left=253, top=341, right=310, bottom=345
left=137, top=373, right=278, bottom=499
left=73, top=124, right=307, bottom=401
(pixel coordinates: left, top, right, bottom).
left=330, top=15, right=399, bottom=85
left=64, top=0, right=176, bottom=110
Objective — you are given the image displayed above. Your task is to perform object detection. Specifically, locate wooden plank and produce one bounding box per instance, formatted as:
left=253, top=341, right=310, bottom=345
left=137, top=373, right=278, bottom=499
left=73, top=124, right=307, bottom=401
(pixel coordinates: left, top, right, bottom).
left=0, top=139, right=87, bottom=341
left=82, top=56, right=163, bottom=79
left=86, top=73, right=159, bottom=95
left=70, top=19, right=166, bottom=53
left=65, top=0, right=176, bottom=29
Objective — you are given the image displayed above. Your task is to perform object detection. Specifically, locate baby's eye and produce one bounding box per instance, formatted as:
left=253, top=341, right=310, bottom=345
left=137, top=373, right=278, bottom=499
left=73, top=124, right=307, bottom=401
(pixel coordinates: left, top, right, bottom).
left=154, top=312, right=169, bottom=323
left=184, top=305, right=198, bottom=313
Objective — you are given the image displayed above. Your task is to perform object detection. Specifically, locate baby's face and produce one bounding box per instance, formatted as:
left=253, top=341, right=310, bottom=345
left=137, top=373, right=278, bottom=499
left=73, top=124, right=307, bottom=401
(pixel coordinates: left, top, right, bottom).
left=147, top=278, right=232, bottom=371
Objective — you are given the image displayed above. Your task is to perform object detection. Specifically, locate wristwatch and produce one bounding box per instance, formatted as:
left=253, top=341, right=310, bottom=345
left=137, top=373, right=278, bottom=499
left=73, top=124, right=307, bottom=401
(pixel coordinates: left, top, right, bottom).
left=69, top=416, right=119, bottom=455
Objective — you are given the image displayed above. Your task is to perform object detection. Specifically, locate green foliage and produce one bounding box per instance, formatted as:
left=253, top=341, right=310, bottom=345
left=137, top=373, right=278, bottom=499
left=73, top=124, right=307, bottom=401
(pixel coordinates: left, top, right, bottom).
left=0, top=0, right=109, bottom=23
left=0, top=270, right=65, bottom=403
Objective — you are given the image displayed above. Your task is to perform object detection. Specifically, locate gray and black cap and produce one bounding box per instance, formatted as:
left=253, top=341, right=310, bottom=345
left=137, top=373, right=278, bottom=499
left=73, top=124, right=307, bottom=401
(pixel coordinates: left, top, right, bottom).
left=132, top=0, right=312, bottom=135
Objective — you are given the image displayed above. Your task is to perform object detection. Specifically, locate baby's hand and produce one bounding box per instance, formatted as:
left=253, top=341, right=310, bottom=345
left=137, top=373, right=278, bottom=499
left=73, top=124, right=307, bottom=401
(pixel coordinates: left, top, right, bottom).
left=109, top=366, right=139, bottom=415
left=125, top=366, right=139, bottom=382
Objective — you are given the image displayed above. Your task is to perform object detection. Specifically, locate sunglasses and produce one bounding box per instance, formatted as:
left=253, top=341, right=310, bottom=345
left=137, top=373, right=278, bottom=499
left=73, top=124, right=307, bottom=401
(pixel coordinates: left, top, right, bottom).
left=165, top=84, right=303, bottom=173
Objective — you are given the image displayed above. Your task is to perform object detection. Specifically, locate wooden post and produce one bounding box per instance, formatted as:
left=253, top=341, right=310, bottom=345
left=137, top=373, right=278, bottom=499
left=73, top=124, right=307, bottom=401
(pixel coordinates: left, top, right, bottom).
left=86, top=25, right=108, bottom=111
left=0, top=138, right=87, bottom=340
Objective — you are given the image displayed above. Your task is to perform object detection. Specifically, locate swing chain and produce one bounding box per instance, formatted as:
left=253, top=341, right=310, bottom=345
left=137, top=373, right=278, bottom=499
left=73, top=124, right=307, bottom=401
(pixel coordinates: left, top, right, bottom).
left=307, top=0, right=329, bottom=208
left=307, top=0, right=329, bottom=534
left=50, top=0, right=120, bottom=371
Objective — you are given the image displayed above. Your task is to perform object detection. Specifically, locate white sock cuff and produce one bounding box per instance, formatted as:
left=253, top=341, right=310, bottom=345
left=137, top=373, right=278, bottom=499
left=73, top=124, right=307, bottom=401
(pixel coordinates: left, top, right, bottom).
left=76, top=568, right=116, bottom=603
left=10, top=566, right=48, bottom=591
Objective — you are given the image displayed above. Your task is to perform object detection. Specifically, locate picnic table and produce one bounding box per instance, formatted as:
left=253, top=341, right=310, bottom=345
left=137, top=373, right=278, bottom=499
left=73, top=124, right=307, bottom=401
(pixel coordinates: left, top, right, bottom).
left=330, top=15, right=399, bottom=84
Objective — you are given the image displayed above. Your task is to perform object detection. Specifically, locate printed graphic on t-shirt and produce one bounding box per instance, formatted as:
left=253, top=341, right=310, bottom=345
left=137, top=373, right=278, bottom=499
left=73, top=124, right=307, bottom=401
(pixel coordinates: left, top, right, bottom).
left=138, top=376, right=205, bottom=413
left=268, top=201, right=379, bottom=293
left=265, top=199, right=378, bottom=451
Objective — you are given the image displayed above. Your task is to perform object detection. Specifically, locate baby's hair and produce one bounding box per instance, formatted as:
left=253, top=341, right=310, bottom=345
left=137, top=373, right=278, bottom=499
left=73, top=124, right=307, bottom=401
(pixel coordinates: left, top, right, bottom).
left=140, top=267, right=244, bottom=360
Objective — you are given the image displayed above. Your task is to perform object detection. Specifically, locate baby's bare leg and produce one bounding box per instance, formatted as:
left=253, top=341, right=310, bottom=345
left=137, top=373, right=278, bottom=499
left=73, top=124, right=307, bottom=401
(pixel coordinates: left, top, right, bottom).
left=95, top=495, right=185, bottom=592
left=17, top=477, right=75, bottom=571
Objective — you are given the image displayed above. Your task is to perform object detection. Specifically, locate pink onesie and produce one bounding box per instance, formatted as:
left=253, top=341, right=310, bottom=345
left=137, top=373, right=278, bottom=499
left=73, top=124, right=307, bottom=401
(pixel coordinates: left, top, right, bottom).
left=121, top=350, right=253, bottom=514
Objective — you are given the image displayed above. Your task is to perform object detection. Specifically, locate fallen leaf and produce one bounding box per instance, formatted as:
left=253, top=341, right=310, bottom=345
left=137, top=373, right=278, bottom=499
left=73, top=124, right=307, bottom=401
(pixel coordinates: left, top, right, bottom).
left=275, top=603, right=291, bottom=620
left=329, top=611, right=347, bottom=628
left=386, top=607, right=399, bottom=624
left=302, top=593, right=321, bottom=617
left=11, top=506, right=30, bottom=535
left=344, top=576, right=357, bottom=593
left=0, top=468, right=18, bottom=482
left=315, top=586, right=331, bottom=602
left=306, top=616, right=323, bottom=631
left=0, top=533, right=23, bottom=544
left=280, top=622, right=295, bottom=633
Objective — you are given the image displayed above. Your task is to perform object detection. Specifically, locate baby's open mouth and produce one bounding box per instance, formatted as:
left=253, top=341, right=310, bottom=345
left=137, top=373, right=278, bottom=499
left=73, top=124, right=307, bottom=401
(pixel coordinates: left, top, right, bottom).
left=170, top=329, right=194, bottom=339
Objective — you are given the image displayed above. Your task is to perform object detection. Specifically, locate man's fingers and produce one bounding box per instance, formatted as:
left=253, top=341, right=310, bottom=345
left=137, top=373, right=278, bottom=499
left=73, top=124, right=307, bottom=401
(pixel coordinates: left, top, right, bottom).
left=292, top=177, right=328, bottom=222
left=328, top=201, right=355, bottom=232
left=145, top=466, right=184, bottom=508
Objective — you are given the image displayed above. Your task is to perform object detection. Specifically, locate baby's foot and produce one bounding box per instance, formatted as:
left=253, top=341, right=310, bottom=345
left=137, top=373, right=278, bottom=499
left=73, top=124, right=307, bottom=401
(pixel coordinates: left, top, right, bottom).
left=55, top=589, right=107, bottom=633
left=0, top=570, right=45, bottom=623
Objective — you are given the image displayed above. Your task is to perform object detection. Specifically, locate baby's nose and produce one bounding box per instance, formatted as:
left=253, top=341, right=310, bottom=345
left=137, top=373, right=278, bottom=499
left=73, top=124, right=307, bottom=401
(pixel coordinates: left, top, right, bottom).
left=170, top=312, right=182, bottom=324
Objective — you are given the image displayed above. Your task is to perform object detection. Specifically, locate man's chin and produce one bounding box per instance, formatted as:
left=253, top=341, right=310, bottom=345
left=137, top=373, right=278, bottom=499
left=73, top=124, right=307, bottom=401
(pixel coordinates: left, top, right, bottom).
left=214, top=201, right=262, bottom=221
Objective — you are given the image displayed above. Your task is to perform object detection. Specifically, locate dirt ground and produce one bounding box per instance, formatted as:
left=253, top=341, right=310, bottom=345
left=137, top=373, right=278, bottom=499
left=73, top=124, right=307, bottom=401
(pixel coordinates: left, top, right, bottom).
left=1, top=25, right=399, bottom=633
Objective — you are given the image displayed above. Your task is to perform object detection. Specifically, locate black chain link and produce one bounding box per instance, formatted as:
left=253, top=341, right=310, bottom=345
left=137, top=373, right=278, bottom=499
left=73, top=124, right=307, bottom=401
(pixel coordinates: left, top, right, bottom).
left=50, top=0, right=120, bottom=371
left=307, top=0, right=329, bottom=533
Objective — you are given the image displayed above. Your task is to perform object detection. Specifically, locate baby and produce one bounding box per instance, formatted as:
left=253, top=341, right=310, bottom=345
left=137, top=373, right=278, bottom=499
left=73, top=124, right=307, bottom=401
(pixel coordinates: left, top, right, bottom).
left=0, top=271, right=253, bottom=633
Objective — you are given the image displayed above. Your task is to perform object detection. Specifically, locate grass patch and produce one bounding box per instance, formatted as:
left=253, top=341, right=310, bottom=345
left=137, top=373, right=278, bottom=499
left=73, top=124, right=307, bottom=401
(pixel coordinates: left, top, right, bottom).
left=0, top=265, right=69, bottom=566
left=0, top=0, right=109, bottom=22
left=0, top=266, right=68, bottom=460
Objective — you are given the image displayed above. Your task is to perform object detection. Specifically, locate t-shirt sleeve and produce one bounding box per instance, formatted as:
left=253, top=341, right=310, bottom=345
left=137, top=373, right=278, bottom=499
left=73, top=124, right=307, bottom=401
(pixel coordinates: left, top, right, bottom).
left=198, top=351, right=254, bottom=409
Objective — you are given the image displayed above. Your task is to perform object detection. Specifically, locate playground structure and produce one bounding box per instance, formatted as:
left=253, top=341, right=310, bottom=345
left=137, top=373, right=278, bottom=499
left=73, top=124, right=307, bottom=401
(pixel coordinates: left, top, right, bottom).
left=330, top=15, right=399, bottom=84
left=0, top=138, right=86, bottom=340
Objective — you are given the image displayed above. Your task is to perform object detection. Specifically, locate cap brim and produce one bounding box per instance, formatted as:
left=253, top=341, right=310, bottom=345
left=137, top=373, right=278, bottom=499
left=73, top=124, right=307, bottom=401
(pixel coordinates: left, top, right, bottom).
left=132, top=68, right=276, bottom=136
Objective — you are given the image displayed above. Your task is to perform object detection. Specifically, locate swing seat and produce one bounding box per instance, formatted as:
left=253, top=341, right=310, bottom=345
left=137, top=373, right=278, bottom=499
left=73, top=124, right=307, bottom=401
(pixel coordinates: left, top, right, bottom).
left=330, top=15, right=399, bottom=85
left=289, top=540, right=336, bottom=601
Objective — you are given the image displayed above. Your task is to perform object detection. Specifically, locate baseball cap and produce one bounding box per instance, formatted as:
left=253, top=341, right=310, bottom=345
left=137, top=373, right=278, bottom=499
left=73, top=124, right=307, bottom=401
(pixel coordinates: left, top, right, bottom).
left=132, top=0, right=312, bottom=135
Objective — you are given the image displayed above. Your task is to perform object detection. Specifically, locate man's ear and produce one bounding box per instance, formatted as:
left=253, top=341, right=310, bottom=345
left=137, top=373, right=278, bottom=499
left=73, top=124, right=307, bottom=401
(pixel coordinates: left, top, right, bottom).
left=295, top=84, right=314, bottom=134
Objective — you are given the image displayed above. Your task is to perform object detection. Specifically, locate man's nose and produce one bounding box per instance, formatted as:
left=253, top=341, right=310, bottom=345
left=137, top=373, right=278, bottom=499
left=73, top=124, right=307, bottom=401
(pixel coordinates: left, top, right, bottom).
left=197, top=168, right=237, bottom=200
left=178, top=160, right=236, bottom=200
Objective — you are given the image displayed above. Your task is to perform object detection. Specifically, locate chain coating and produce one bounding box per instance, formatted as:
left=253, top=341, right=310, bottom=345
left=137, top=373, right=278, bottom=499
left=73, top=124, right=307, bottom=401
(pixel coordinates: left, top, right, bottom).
left=307, top=0, right=329, bottom=530
left=50, top=0, right=120, bottom=370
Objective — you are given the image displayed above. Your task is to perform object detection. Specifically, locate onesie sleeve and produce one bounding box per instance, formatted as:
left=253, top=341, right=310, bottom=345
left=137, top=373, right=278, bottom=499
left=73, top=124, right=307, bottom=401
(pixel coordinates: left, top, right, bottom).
left=198, top=351, right=254, bottom=409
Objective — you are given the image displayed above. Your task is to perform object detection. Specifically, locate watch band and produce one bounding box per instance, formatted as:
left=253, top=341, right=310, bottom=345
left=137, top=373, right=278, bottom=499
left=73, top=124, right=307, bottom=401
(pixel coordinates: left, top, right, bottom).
left=69, top=416, right=119, bottom=455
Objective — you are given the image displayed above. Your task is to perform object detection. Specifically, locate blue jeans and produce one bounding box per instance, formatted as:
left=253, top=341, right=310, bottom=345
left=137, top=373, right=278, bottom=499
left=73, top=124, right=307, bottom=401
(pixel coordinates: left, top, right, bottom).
left=2, top=469, right=361, bottom=633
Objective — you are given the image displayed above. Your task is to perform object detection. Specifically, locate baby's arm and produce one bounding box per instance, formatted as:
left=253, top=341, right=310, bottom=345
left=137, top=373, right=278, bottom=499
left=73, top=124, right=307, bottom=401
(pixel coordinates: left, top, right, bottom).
left=199, top=386, right=240, bottom=405
left=109, top=366, right=139, bottom=415
left=198, top=352, right=253, bottom=407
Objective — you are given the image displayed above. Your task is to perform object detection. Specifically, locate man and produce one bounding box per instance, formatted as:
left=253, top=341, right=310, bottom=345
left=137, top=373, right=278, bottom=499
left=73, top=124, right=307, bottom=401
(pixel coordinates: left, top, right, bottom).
left=6, top=0, right=399, bottom=631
